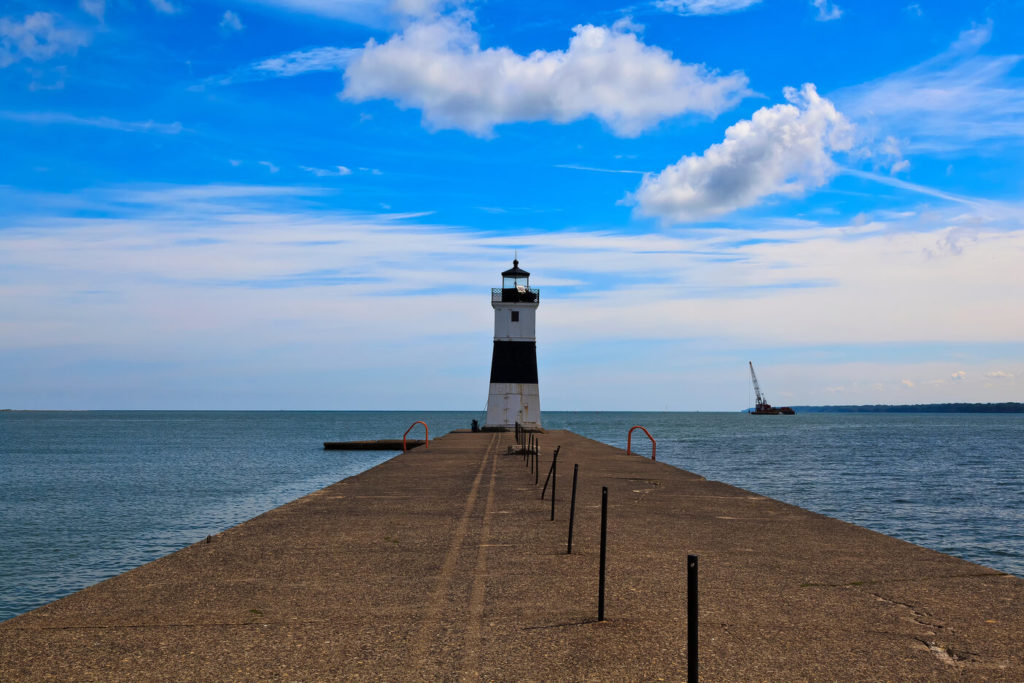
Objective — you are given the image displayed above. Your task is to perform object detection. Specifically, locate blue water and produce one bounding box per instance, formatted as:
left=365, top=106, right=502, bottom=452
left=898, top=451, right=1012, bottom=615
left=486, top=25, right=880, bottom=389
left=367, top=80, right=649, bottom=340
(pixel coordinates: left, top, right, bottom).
left=2, top=410, right=1022, bottom=621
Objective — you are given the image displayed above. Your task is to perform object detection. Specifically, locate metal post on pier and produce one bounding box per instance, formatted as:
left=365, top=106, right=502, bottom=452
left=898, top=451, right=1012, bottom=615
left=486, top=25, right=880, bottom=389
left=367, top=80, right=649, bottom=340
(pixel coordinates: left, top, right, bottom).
left=550, top=457, right=557, bottom=521
left=567, top=464, right=579, bottom=553
left=687, top=554, right=699, bottom=683
left=598, top=486, right=608, bottom=621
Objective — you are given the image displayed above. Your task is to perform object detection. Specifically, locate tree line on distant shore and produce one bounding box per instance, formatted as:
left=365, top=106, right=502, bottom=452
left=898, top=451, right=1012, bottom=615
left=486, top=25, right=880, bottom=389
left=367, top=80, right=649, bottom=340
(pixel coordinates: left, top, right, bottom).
left=791, top=403, right=1024, bottom=413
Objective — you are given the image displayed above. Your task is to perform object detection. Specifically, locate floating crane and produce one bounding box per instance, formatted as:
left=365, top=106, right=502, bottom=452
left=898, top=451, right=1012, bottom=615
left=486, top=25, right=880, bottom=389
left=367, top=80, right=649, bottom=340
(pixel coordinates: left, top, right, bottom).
left=749, top=361, right=795, bottom=415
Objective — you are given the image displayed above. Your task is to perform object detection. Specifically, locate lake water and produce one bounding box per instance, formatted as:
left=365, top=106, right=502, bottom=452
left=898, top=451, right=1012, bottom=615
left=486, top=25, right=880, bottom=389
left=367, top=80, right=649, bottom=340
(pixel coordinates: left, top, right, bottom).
left=2, top=410, right=1022, bottom=621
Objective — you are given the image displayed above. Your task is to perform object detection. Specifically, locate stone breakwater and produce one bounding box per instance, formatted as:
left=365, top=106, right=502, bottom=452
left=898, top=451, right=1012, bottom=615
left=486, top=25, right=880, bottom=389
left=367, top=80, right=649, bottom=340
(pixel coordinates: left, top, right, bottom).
left=2, top=429, right=1021, bottom=680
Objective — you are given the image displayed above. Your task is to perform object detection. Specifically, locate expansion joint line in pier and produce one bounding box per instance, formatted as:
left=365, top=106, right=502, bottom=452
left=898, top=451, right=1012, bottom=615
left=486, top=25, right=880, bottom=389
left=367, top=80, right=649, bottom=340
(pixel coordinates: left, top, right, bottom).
left=410, top=432, right=500, bottom=666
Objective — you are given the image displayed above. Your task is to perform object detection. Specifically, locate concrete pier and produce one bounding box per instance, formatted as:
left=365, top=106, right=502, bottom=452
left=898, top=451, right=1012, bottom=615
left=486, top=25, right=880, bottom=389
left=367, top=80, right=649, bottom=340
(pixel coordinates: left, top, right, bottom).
left=2, top=430, right=1021, bottom=680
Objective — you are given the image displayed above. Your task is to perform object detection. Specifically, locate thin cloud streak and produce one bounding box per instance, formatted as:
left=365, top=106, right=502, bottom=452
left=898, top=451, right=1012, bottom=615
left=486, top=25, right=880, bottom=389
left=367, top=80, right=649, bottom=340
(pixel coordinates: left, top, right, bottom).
left=241, top=0, right=394, bottom=26
left=654, top=0, right=762, bottom=15
left=0, top=110, right=183, bottom=134
left=841, top=168, right=985, bottom=207
left=253, top=47, right=354, bottom=77
left=555, top=164, right=646, bottom=175
left=200, top=47, right=354, bottom=87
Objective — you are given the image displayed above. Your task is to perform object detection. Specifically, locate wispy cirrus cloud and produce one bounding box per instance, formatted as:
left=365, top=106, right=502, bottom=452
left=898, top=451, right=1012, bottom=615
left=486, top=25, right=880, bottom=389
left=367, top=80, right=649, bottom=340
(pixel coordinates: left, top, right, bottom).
left=253, top=46, right=354, bottom=76
left=812, top=0, right=842, bottom=21
left=219, top=10, right=244, bottom=32
left=0, top=110, right=183, bottom=134
left=2, top=183, right=1022, bottom=408
left=79, top=0, right=105, bottom=21
left=240, top=0, right=426, bottom=27
left=654, top=0, right=839, bottom=19
left=203, top=46, right=353, bottom=86
left=555, top=163, right=646, bottom=175
left=0, top=12, right=90, bottom=68
left=840, top=168, right=985, bottom=208
left=148, top=0, right=179, bottom=14
left=653, top=0, right=762, bottom=15
left=300, top=165, right=352, bottom=177
left=833, top=22, right=1024, bottom=153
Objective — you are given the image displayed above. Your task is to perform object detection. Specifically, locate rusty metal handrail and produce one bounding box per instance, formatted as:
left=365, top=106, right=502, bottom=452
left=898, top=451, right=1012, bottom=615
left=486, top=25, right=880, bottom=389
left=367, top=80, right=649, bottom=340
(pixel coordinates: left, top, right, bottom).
left=403, top=421, right=429, bottom=452
left=626, top=425, right=656, bottom=461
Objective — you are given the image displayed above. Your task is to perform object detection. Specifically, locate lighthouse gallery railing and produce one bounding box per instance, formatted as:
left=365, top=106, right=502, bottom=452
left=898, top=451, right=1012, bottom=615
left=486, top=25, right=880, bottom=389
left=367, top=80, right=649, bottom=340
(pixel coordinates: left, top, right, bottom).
left=492, top=288, right=540, bottom=303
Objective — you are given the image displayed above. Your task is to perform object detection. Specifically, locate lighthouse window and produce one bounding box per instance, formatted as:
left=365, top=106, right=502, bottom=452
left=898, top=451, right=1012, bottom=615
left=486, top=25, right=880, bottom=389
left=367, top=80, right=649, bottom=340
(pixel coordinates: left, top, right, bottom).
left=511, top=311, right=519, bottom=322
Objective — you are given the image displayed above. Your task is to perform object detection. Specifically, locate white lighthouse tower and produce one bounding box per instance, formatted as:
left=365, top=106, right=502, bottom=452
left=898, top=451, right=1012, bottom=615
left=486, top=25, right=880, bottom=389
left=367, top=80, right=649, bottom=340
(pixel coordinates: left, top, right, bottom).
left=484, top=259, right=541, bottom=431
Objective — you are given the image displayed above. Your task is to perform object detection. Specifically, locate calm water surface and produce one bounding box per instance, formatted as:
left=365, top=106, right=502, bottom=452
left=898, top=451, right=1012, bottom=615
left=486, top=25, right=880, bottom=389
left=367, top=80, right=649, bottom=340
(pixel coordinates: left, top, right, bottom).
left=548, top=411, right=1024, bottom=580
left=2, top=410, right=1021, bottom=621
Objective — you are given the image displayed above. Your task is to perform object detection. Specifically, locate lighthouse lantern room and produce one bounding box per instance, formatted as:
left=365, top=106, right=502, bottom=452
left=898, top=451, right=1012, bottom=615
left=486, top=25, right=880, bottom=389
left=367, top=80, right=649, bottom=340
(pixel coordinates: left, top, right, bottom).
left=484, top=259, right=541, bottom=431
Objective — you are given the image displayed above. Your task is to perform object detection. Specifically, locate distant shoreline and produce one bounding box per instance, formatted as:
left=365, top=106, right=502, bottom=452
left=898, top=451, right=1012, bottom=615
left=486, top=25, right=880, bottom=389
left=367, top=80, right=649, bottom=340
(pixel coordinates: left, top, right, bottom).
left=789, top=402, right=1024, bottom=413
left=5, top=405, right=1023, bottom=414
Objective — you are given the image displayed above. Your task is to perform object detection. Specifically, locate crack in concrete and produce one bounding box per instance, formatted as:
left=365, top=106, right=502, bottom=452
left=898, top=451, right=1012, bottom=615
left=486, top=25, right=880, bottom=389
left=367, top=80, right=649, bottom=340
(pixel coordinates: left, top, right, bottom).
left=868, top=591, right=946, bottom=635
left=916, top=638, right=979, bottom=668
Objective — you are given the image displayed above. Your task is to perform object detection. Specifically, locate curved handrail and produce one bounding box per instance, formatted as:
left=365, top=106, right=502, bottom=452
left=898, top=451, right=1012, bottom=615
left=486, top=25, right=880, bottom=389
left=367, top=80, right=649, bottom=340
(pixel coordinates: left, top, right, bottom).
left=403, top=421, right=429, bottom=452
left=626, top=425, right=656, bottom=461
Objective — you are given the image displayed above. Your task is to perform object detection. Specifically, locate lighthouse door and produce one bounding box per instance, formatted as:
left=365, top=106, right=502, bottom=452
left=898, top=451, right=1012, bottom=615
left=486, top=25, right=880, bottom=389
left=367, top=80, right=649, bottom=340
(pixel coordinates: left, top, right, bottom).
left=505, top=394, right=520, bottom=426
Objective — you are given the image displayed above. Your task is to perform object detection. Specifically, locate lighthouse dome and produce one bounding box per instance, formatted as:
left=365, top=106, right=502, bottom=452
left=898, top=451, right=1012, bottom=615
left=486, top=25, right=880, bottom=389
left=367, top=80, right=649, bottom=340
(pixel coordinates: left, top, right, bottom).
left=501, top=259, right=530, bottom=279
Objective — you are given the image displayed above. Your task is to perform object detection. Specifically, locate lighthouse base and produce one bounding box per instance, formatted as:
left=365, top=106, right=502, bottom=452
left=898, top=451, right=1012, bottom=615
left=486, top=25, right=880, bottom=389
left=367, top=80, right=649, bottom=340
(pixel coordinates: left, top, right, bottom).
left=484, top=382, right=541, bottom=431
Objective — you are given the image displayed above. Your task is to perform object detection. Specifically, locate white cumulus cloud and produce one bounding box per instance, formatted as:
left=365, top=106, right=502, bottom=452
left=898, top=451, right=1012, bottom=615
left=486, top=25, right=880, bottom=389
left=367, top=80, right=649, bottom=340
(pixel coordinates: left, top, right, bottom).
left=0, top=12, right=90, bottom=68
left=654, top=0, right=762, bottom=15
left=340, top=13, right=750, bottom=137
left=629, top=83, right=854, bottom=222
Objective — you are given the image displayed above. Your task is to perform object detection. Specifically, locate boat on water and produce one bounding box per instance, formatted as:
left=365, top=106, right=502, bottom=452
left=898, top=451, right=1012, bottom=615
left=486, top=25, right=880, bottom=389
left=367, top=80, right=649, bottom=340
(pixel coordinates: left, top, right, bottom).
left=748, top=361, right=795, bottom=415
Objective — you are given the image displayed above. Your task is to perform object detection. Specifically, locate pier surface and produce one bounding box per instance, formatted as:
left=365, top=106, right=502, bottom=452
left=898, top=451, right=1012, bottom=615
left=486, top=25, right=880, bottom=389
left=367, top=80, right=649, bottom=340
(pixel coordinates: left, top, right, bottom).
left=2, top=430, right=1022, bottom=680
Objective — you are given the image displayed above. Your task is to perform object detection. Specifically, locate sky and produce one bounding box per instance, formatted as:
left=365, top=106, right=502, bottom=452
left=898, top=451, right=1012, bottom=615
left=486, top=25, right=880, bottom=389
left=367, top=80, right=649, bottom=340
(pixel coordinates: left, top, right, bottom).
left=1, top=0, right=1022, bottom=411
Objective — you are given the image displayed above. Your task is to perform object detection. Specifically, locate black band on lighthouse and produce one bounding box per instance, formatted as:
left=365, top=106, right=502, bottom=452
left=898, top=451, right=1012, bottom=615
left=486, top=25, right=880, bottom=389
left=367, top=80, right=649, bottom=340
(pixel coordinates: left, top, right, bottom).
left=489, top=341, right=538, bottom=384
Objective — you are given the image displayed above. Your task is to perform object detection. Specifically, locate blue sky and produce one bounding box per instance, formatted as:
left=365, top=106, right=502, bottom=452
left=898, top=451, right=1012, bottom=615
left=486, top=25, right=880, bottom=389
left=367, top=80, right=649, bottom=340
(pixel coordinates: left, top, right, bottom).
left=1, top=0, right=1022, bottom=410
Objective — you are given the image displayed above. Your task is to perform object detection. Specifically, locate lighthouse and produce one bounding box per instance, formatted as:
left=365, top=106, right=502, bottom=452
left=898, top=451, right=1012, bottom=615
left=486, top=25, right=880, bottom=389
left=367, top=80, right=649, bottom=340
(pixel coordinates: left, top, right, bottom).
left=484, top=259, right=541, bottom=431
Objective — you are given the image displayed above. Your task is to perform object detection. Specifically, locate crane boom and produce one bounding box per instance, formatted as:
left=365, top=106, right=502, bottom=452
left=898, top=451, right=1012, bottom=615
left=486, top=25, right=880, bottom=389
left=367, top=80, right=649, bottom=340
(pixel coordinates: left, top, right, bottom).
left=749, top=361, right=766, bottom=407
